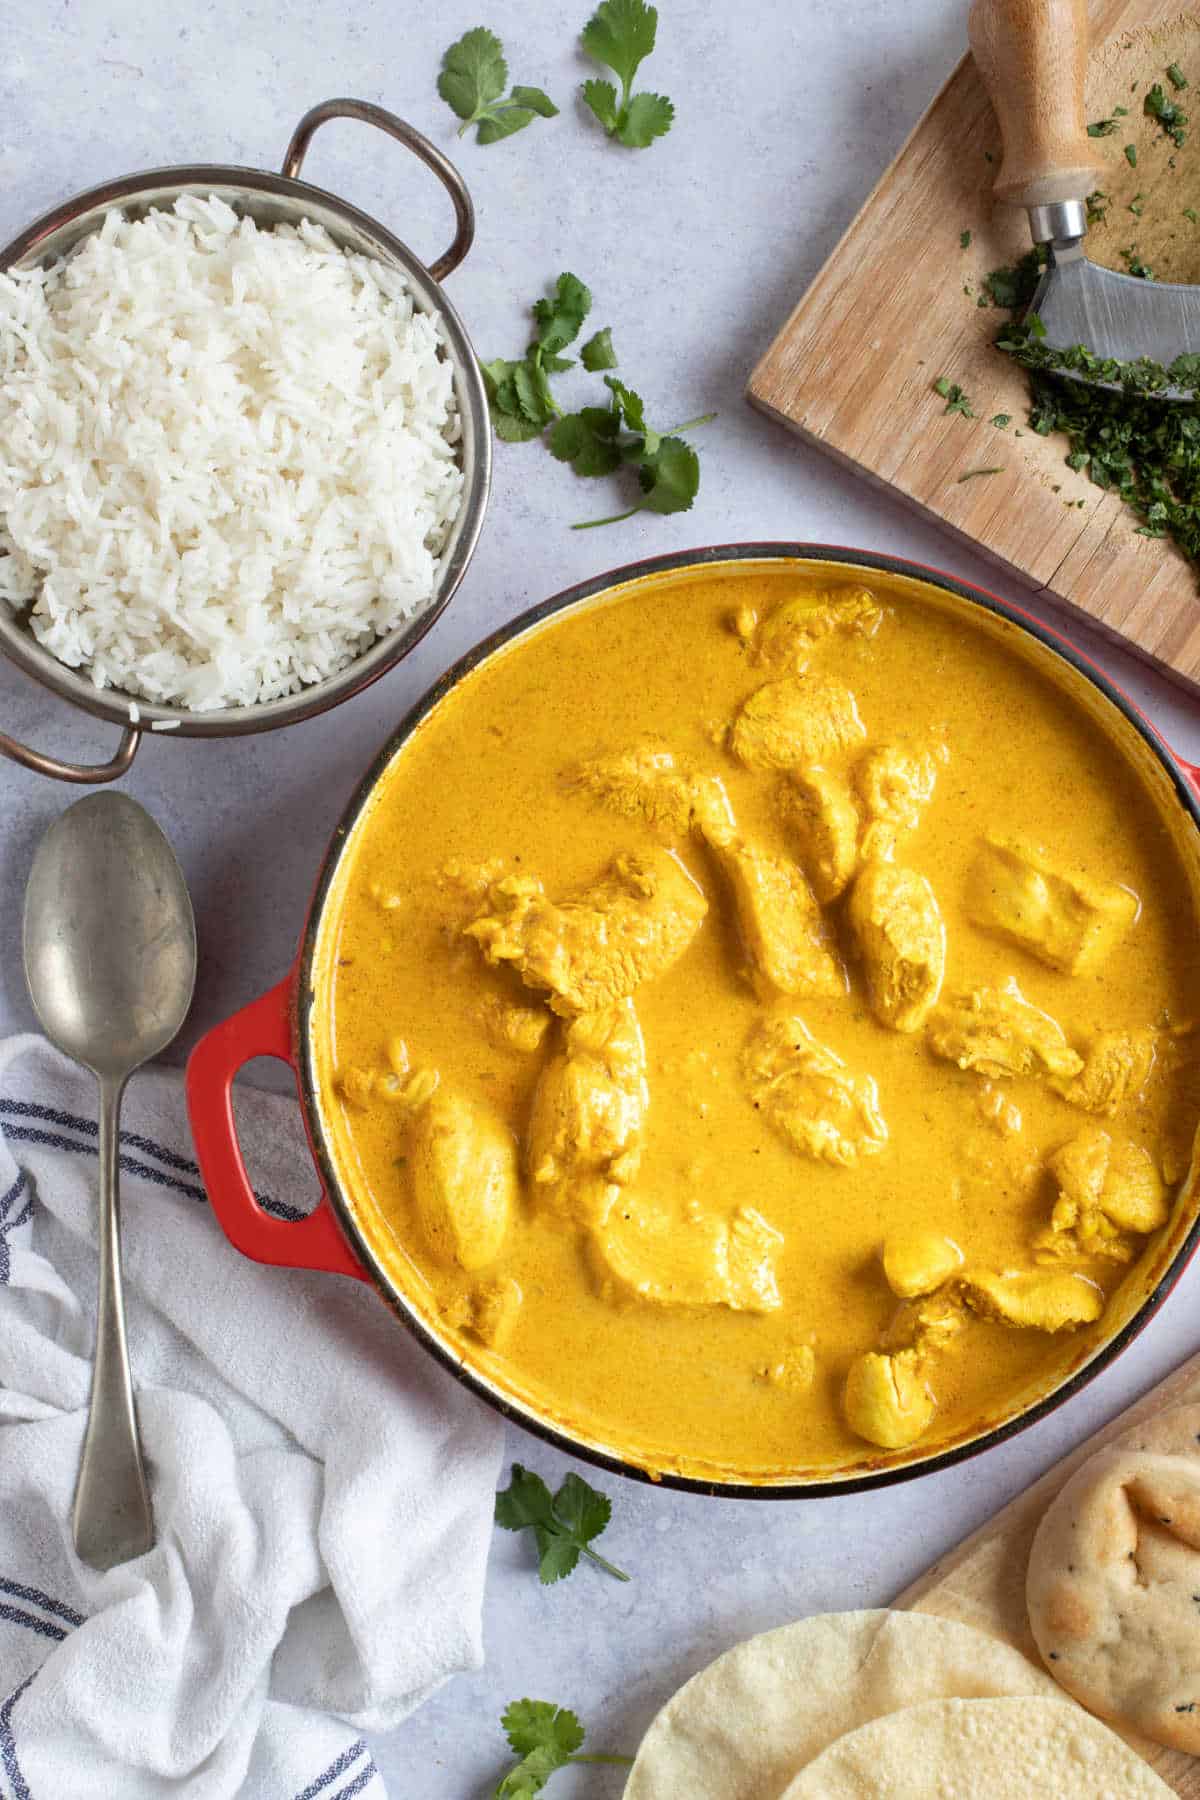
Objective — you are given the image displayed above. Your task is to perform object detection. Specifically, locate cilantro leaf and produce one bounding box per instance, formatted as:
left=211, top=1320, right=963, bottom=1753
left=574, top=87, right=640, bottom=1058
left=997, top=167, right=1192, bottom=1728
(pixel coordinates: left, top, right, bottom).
left=553, top=1470, right=612, bottom=1543
left=477, top=107, right=538, bottom=144
left=493, top=1699, right=631, bottom=1796
left=549, top=406, right=622, bottom=474
left=494, top=1464, right=556, bottom=1532
left=604, top=374, right=648, bottom=434
left=638, top=435, right=700, bottom=512
left=1169, top=62, right=1189, bottom=90
left=581, top=78, right=621, bottom=134
left=438, top=26, right=507, bottom=121
left=620, top=91, right=675, bottom=147
left=581, top=0, right=673, bottom=148
left=580, top=327, right=618, bottom=371
left=495, top=1463, right=630, bottom=1581
left=439, top=28, right=558, bottom=144
left=581, top=0, right=657, bottom=90
left=532, top=272, right=592, bottom=354
left=503, top=1700, right=586, bottom=1760
left=510, top=85, right=559, bottom=117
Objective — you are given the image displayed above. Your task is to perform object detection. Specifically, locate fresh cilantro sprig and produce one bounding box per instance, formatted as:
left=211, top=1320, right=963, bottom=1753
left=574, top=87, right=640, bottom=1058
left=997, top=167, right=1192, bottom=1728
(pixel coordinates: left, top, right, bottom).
left=554, top=376, right=715, bottom=526
left=493, top=1700, right=632, bottom=1797
left=438, top=28, right=558, bottom=144
left=483, top=275, right=714, bottom=525
left=581, top=0, right=674, bottom=148
left=482, top=273, right=595, bottom=441
left=495, top=1463, right=630, bottom=1581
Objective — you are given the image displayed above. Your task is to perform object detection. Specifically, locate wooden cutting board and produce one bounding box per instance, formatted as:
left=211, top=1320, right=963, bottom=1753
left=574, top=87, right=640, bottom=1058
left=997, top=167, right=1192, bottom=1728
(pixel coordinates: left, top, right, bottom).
left=897, top=1344, right=1200, bottom=1794
left=748, top=0, right=1200, bottom=692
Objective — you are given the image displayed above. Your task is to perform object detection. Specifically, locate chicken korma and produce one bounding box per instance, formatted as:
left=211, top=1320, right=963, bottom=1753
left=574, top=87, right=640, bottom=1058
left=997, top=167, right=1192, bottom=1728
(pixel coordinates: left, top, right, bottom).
left=310, top=562, right=1200, bottom=1482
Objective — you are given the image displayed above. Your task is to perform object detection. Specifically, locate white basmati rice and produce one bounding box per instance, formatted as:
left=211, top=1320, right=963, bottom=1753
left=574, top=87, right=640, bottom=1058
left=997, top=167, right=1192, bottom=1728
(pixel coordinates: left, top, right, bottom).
left=0, top=194, right=464, bottom=711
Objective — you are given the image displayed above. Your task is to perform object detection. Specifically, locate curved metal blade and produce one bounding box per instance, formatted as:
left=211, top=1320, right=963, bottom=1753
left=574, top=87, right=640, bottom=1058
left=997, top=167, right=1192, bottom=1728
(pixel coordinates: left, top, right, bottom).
left=1031, top=249, right=1200, bottom=400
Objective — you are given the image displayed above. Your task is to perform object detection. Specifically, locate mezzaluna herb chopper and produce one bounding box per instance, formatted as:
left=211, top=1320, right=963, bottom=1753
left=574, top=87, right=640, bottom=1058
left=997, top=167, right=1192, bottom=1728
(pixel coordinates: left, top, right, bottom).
left=970, top=0, right=1200, bottom=397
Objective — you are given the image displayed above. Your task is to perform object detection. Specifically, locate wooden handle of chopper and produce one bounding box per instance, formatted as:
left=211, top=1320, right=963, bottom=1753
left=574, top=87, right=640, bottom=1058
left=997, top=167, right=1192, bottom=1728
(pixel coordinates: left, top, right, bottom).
left=969, top=0, right=1106, bottom=207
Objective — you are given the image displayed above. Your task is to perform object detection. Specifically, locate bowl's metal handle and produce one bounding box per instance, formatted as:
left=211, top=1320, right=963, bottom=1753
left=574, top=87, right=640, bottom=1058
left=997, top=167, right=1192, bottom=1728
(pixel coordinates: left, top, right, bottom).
left=0, top=723, right=140, bottom=785
left=282, top=98, right=475, bottom=282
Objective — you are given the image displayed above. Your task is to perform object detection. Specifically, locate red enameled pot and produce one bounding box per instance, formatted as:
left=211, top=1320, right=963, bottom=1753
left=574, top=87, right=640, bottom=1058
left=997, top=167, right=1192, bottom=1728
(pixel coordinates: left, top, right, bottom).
left=186, top=544, right=1200, bottom=1496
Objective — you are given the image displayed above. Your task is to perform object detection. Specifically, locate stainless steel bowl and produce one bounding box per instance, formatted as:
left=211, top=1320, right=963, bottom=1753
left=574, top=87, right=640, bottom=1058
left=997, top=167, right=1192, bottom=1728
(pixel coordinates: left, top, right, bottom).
left=0, top=99, right=492, bottom=783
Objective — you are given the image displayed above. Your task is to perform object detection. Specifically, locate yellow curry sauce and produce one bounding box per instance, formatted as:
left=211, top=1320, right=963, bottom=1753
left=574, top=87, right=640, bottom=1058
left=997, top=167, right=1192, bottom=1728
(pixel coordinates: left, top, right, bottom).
left=311, top=562, right=1200, bottom=1483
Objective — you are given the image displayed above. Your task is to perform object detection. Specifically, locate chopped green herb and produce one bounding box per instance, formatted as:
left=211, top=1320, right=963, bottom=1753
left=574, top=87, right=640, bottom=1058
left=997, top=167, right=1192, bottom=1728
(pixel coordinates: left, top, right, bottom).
left=495, top=1463, right=630, bottom=1581
left=438, top=28, right=558, bottom=143
left=1145, top=81, right=1188, bottom=147
left=1086, top=189, right=1110, bottom=225
left=581, top=0, right=674, bottom=148
left=493, top=1699, right=632, bottom=1796
left=580, top=326, right=618, bottom=371
left=932, top=375, right=975, bottom=417
left=984, top=244, right=1048, bottom=309
left=960, top=229, right=972, bottom=249
left=1169, top=62, right=1189, bottom=91
left=1124, top=141, right=1138, bottom=166
left=957, top=466, right=1004, bottom=482
left=990, top=413, right=1012, bottom=428
left=1087, top=116, right=1119, bottom=136
left=1186, top=207, right=1199, bottom=223
left=1120, top=246, right=1156, bottom=279
left=989, top=308, right=1200, bottom=573
left=1129, top=192, right=1145, bottom=216
left=1115, top=104, right=1129, bottom=116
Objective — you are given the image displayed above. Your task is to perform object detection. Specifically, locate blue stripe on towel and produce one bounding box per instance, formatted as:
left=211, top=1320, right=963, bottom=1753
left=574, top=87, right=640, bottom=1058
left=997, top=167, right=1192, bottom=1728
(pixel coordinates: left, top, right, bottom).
left=294, top=1741, right=369, bottom=1800
left=0, top=1177, right=31, bottom=1286
left=0, top=1672, right=35, bottom=1800
left=0, top=1582, right=83, bottom=1630
left=329, top=1763, right=379, bottom=1800
left=0, top=1100, right=202, bottom=1176
left=0, top=1115, right=307, bottom=1224
left=0, top=1606, right=65, bottom=1644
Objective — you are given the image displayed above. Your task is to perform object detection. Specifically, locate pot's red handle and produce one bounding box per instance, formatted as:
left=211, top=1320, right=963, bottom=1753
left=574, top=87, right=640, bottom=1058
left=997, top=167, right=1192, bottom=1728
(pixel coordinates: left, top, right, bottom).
left=186, top=977, right=367, bottom=1280
left=1178, top=757, right=1200, bottom=802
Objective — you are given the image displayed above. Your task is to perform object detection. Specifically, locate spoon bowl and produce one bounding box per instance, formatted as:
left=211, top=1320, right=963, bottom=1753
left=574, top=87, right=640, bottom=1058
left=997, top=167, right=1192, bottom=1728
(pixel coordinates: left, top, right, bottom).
left=23, top=792, right=196, bottom=1568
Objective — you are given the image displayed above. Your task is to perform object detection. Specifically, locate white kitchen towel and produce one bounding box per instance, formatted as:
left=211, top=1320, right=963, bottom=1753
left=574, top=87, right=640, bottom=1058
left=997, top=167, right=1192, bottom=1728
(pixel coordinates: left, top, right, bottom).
left=0, top=1032, right=506, bottom=1799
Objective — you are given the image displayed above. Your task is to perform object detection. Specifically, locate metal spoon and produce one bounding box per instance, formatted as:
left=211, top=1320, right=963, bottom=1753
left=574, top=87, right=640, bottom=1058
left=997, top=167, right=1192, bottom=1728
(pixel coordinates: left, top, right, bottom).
left=23, top=793, right=196, bottom=1570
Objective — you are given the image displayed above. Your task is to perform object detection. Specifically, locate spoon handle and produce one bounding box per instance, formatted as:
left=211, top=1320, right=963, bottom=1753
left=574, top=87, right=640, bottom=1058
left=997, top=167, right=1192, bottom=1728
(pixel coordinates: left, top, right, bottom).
left=72, top=1073, right=154, bottom=1570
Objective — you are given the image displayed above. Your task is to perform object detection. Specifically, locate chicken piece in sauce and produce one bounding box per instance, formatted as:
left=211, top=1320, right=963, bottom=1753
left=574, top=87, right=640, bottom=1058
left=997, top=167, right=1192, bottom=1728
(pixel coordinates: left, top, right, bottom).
left=527, top=1000, right=649, bottom=1228
left=959, top=1266, right=1104, bottom=1331
left=847, top=862, right=946, bottom=1033
left=465, top=849, right=707, bottom=1015
left=409, top=1087, right=518, bottom=1272
left=702, top=821, right=846, bottom=998
left=966, top=835, right=1140, bottom=975
left=593, top=1200, right=784, bottom=1313
left=1050, top=1028, right=1158, bottom=1116
left=843, top=1348, right=936, bottom=1450
left=856, top=744, right=940, bottom=860
left=729, top=674, right=867, bottom=772
left=734, top=583, right=884, bottom=671
left=741, top=1015, right=888, bottom=1166
left=1038, top=1125, right=1168, bottom=1263
left=927, top=979, right=1084, bottom=1082
left=777, top=765, right=861, bottom=902
left=565, top=744, right=733, bottom=839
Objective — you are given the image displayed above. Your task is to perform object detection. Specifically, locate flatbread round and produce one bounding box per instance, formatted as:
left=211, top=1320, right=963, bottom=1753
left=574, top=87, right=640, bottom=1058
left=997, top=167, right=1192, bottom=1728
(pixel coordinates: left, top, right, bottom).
left=780, top=1695, right=1172, bottom=1797
left=1027, top=1421, right=1200, bottom=1753
left=623, top=1609, right=1058, bottom=1799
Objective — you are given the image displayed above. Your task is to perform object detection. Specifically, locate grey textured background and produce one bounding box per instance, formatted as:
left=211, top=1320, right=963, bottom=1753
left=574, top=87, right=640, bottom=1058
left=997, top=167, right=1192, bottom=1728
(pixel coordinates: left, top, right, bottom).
left=3, top=1, right=1200, bottom=1793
